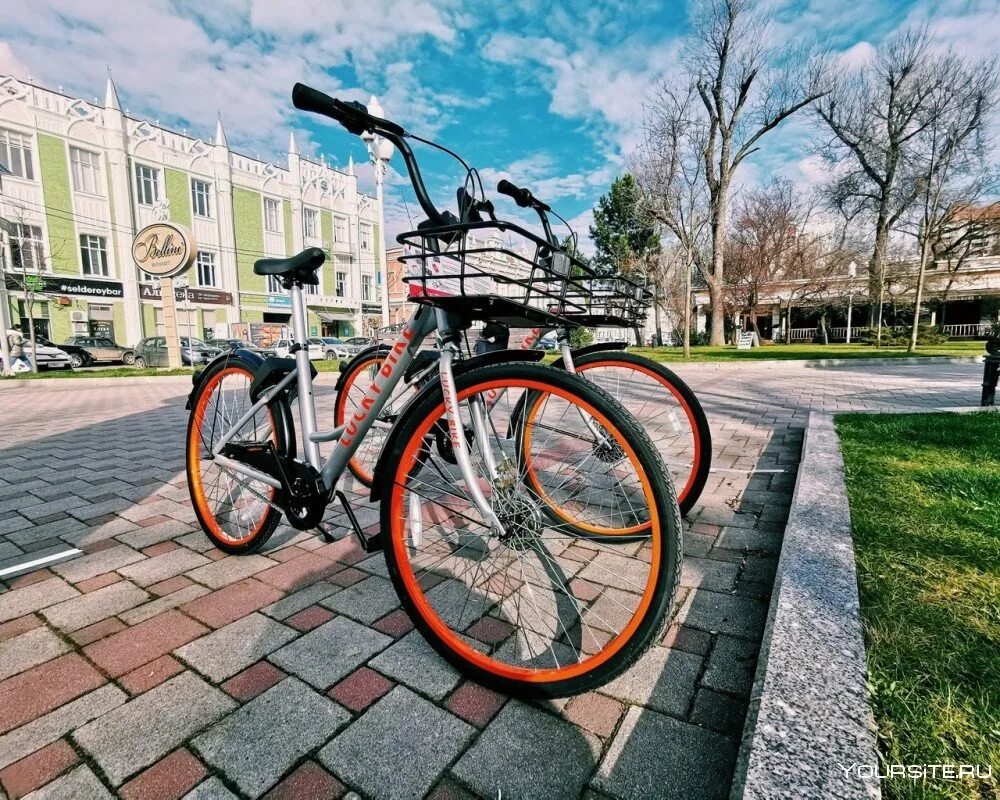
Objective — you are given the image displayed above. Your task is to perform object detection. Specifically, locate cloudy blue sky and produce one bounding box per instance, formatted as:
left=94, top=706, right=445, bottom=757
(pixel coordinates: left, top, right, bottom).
left=2, top=0, right=998, bottom=247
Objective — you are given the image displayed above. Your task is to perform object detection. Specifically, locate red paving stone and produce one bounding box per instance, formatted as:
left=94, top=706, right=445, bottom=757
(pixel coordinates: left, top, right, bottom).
left=83, top=610, right=208, bottom=678
left=661, top=624, right=713, bottom=656
left=205, top=548, right=227, bottom=561
left=221, top=661, right=285, bottom=702
left=118, top=748, right=206, bottom=800
left=142, top=540, right=181, bottom=556
left=75, top=572, right=122, bottom=593
left=327, top=567, right=366, bottom=588
left=255, top=553, right=342, bottom=592
left=425, top=776, right=478, bottom=800
left=328, top=667, right=394, bottom=713
left=264, top=760, right=345, bottom=800
left=444, top=682, right=506, bottom=728
left=70, top=617, right=127, bottom=647
left=568, top=578, right=602, bottom=603
left=81, top=537, right=121, bottom=554
left=6, top=570, right=53, bottom=590
left=372, top=609, right=414, bottom=639
left=0, top=653, right=106, bottom=734
left=0, top=615, right=42, bottom=643
left=118, top=655, right=186, bottom=696
left=464, top=617, right=515, bottom=646
left=0, top=739, right=79, bottom=799
left=180, top=578, right=283, bottom=629
left=147, top=575, right=194, bottom=597
left=564, top=692, right=626, bottom=738
left=286, top=605, right=335, bottom=632
left=315, top=537, right=366, bottom=565
left=137, top=515, right=173, bottom=529
left=268, top=546, right=308, bottom=563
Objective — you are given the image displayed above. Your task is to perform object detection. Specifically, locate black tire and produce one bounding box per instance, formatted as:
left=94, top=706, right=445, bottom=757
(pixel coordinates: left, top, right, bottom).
left=123, top=351, right=135, bottom=365
left=185, top=356, right=292, bottom=554
left=377, top=362, right=681, bottom=698
left=569, top=351, right=712, bottom=515
left=134, top=357, right=146, bottom=369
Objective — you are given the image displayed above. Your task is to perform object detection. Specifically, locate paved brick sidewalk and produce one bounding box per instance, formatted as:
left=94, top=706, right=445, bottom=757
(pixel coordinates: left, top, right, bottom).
left=0, top=362, right=982, bottom=799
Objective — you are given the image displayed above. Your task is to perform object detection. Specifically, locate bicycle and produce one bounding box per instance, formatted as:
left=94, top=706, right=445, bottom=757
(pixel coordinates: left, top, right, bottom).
left=185, top=83, right=682, bottom=697
left=334, top=183, right=712, bottom=517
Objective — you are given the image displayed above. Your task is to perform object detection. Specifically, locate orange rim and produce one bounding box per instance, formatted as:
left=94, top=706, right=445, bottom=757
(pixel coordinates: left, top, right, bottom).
left=188, top=366, right=276, bottom=546
left=574, top=359, right=701, bottom=505
left=389, top=377, right=661, bottom=683
left=334, top=354, right=385, bottom=485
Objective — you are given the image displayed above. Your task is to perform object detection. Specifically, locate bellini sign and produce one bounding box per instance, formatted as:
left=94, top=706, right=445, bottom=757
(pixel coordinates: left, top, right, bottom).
left=132, top=222, right=197, bottom=278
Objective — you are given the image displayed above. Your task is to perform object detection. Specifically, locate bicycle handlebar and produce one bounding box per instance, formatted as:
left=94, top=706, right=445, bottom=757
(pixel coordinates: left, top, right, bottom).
left=496, top=179, right=550, bottom=212
left=292, top=82, right=448, bottom=226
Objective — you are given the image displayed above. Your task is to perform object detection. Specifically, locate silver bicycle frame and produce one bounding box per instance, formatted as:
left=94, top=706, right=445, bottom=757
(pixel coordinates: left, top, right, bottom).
left=207, top=283, right=503, bottom=528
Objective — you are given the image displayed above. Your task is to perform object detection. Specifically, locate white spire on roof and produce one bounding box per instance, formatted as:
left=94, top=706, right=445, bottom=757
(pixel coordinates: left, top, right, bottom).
left=104, top=67, right=121, bottom=111
left=288, top=130, right=298, bottom=156
left=214, top=112, right=228, bottom=147
left=347, top=155, right=355, bottom=176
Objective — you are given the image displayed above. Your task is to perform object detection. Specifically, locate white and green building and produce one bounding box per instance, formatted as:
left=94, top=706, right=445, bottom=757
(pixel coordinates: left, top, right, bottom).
left=0, top=72, right=383, bottom=346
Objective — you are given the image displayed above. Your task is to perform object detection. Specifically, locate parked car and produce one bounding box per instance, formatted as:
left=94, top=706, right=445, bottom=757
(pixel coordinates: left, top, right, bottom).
left=206, top=339, right=276, bottom=357
left=273, top=338, right=325, bottom=360
left=63, top=335, right=130, bottom=366
left=132, top=337, right=221, bottom=368
left=19, top=338, right=72, bottom=370
left=319, top=337, right=350, bottom=359
left=537, top=333, right=558, bottom=350
left=342, top=336, right=377, bottom=355
left=36, top=336, right=93, bottom=369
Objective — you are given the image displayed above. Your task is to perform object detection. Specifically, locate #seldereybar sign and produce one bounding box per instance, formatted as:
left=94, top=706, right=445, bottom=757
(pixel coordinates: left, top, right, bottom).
left=132, top=222, right=197, bottom=278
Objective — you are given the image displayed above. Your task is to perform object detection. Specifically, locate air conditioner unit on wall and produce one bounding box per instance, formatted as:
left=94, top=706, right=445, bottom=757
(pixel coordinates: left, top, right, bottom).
left=71, top=310, right=87, bottom=322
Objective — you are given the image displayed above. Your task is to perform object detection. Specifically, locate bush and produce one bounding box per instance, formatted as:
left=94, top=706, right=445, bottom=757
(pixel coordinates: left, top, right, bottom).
left=570, top=326, right=594, bottom=348
left=669, top=328, right=711, bottom=347
left=854, top=325, right=949, bottom=346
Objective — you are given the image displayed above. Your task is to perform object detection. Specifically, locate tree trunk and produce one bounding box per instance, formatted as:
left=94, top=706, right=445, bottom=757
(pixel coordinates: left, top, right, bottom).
left=653, top=282, right=663, bottom=348
left=870, top=211, right=891, bottom=346
left=784, top=301, right=793, bottom=344
left=708, top=283, right=725, bottom=347
left=708, top=195, right=729, bottom=346
left=26, top=297, right=38, bottom=374
left=683, top=249, right=692, bottom=358
left=908, top=234, right=932, bottom=353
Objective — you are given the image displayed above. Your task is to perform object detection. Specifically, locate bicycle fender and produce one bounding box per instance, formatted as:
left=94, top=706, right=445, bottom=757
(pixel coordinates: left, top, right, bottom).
left=185, top=348, right=266, bottom=410
left=368, top=348, right=545, bottom=501
left=548, top=341, right=627, bottom=368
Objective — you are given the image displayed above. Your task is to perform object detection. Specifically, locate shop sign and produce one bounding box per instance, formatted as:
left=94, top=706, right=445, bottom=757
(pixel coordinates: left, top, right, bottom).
left=132, top=222, right=197, bottom=278
left=139, top=283, right=233, bottom=306
left=267, top=295, right=292, bottom=308
left=4, top=274, right=125, bottom=299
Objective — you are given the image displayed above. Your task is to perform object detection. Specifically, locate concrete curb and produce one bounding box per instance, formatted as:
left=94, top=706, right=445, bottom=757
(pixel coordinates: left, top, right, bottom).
left=731, top=412, right=881, bottom=800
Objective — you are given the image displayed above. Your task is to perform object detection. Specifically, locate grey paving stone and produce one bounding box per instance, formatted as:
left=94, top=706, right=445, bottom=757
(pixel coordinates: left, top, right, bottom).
left=0, top=577, right=79, bottom=624
left=0, top=540, right=25, bottom=560
left=118, top=519, right=193, bottom=549
left=119, top=584, right=210, bottom=625
left=182, top=777, right=240, bottom=800
left=320, top=686, right=474, bottom=800
left=260, top=580, right=340, bottom=620
left=702, top=635, right=758, bottom=699
left=69, top=496, right=134, bottom=521
left=270, top=615, right=390, bottom=690
left=680, top=557, right=740, bottom=592
left=0, top=626, right=70, bottom=681
left=22, top=765, right=111, bottom=799
left=453, top=701, right=599, bottom=800
left=321, top=575, right=399, bottom=624
left=678, top=589, right=767, bottom=639
left=186, top=554, right=276, bottom=588
left=600, top=646, right=703, bottom=718
left=193, top=678, right=350, bottom=798
left=175, top=531, right=215, bottom=553
left=355, top=553, right=390, bottom=577
left=175, top=613, right=297, bottom=682
left=73, top=671, right=236, bottom=786
left=52, top=544, right=145, bottom=584
left=7, top=518, right=87, bottom=547
left=0, top=684, right=127, bottom=770
left=117, top=547, right=210, bottom=586
left=41, top=581, right=149, bottom=632
left=369, top=631, right=461, bottom=700
left=593, top=706, right=736, bottom=800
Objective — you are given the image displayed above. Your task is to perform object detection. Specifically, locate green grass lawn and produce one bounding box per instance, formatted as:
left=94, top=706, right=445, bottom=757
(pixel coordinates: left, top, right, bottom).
left=837, top=412, right=1000, bottom=800
left=629, top=340, right=986, bottom=362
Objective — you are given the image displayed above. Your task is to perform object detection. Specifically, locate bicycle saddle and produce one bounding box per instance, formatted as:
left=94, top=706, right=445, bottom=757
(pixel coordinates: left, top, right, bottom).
left=254, top=247, right=325, bottom=285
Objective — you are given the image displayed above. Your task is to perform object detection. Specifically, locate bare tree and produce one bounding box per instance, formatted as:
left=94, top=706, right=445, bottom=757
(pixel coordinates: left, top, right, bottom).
left=635, top=83, right=711, bottom=356
left=645, top=0, right=826, bottom=345
left=815, top=26, right=996, bottom=346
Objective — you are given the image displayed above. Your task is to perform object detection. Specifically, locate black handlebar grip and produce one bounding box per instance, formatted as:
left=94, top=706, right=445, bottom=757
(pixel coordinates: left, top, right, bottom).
left=497, top=179, right=532, bottom=208
left=292, top=83, right=405, bottom=139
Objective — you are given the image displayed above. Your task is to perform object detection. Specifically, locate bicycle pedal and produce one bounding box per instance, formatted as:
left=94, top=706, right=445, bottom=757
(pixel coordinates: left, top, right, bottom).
left=314, top=522, right=336, bottom=543
left=336, top=491, right=383, bottom=553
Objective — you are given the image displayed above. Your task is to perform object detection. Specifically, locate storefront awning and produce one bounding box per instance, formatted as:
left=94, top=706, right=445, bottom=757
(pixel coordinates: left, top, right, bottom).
left=316, top=310, right=355, bottom=322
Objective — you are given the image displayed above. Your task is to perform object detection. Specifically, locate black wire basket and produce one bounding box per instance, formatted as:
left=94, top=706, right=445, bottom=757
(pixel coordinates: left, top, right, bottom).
left=556, top=275, right=652, bottom=329
left=397, top=220, right=595, bottom=328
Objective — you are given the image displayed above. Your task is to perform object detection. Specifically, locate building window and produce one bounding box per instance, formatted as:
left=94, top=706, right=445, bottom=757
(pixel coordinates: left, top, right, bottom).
left=196, top=251, right=217, bottom=287
left=303, top=208, right=318, bottom=239
left=70, top=147, right=101, bottom=195
left=334, top=215, right=347, bottom=243
left=191, top=180, right=211, bottom=218
left=359, top=223, right=372, bottom=252
left=80, top=234, right=109, bottom=276
left=135, top=164, right=159, bottom=205
left=362, top=274, right=373, bottom=301
left=304, top=281, right=317, bottom=295
left=10, top=224, right=44, bottom=271
left=0, top=129, right=33, bottom=180
left=335, top=271, right=346, bottom=297
left=264, top=198, right=281, bottom=233
left=267, top=275, right=284, bottom=294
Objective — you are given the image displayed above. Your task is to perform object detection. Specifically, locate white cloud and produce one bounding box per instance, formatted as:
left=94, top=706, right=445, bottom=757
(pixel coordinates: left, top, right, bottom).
left=0, top=43, right=29, bottom=80
left=837, top=41, right=876, bottom=70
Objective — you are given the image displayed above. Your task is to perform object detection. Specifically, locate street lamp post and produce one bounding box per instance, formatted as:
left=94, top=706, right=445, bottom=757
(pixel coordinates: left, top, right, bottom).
left=846, top=260, right=857, bottom=344
left=361, top=96, right=395, bottom=326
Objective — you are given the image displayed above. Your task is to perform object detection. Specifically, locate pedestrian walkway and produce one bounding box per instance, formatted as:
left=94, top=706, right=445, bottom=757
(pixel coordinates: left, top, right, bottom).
left=0, top=362, right=982, bottom=799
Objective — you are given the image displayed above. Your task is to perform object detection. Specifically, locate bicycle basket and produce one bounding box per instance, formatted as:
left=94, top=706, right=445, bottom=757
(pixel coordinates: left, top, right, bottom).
left=557, top=275, right=653, bottom=329
left=397, top=220, right=593, bottom=328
